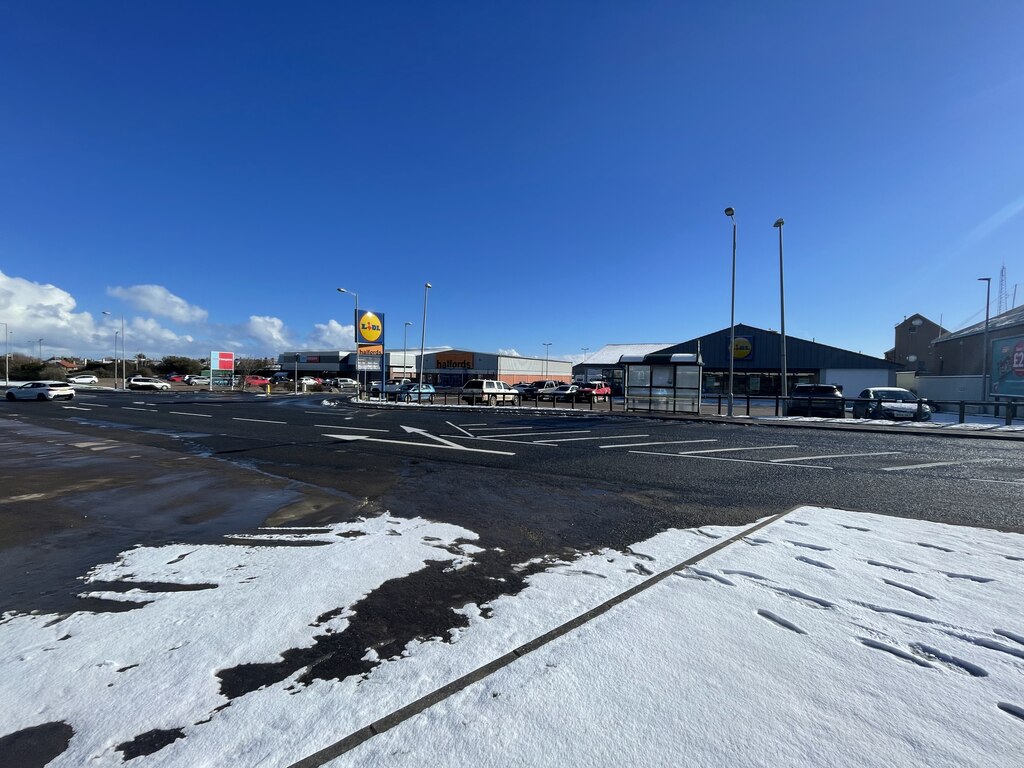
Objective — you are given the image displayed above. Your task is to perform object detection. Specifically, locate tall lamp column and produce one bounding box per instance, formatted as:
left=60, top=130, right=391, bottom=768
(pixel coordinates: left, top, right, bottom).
left=724, top=207, right=737, bottom=417
left=419, top=283, right=432, bottom=387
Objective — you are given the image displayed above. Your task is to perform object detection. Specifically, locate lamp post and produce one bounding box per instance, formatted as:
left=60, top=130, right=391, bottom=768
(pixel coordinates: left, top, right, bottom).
left=773, top=218, right=788, bottom=407
left=404, top=321, right=412, bottom=380
left=337, top=288, right=360, bottom=396
left=38, top=338, right=44, bottom=361
left=543, top=342, right=552, bottom=377
left=724, top=207, right=737, bottom=417
left=0, top=322, right=7, bottom=384
left=102, top=311, right=125, bottom=389
left=114, top=331, right=120, bottom=384
left=419, top=283, right=432, bottom=387
left=979, top=277, right=991, bottom=407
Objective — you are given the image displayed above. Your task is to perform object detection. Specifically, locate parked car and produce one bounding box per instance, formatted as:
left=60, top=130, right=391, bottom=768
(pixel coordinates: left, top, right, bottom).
left=397, top=383, right=436, bottom=403
left=5, top=380, right=76, bottom=401
left=299, top=376, right=320, bottom=386
left=331, top=378, right=359, bottom=389
left=852, top=387, right=932, bottom=421
left=244, top=375, right=271, bottom=387
left=461, top=379, right=521, bottom=406
left=128, top=376, right=171, bottom=391
left=186, top=376, right=211, bottom=386
left=787, top=384, right=845, bottom=417
left=533, top=380, right=567, bottom=400
left=552, top=384, right=582, bottom=402
left=166, top=374, right=188, bottom=382
left=577, top=380, right=612, bottom=402
left=67, top=374, right=99, bottom=385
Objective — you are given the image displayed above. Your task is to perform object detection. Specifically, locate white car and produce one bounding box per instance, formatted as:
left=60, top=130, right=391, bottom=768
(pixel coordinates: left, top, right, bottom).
left=186, top=376, right=211, bottom=386
left=5, top=381, right=76, bottom=401
left=128, top=376, right=171, bottom=391
left=67, top=374, right=99, bottom=385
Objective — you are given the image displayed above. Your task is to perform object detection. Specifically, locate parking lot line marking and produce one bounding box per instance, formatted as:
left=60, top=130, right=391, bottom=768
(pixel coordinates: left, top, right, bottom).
left=970, top=478, right=1024, bottom=485
left=323, top=434, right=515, bottom=456
left=881, top=458, right=996, bottom=472
left=233, top=417, right=287, bottom=425
left=678, top=444, right=799, bottom=455
left=629, top=450, right=831, bottom=469
left=442, top=434, right=560, bottom=447
left=770, top=451, right=901, bottom=463
left=313, top=424, right=389, bottom=432
left=168, top=411, right=213, bottom=418
left=534, top=434, right=650, bottom=444
left=447, top=421, right=474, bottom=437
left=599, top=439, right=717, bottom=449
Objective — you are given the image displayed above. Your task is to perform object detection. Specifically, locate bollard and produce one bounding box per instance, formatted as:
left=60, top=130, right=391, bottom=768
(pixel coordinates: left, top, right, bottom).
left=958, top=401, right=966, bottom=424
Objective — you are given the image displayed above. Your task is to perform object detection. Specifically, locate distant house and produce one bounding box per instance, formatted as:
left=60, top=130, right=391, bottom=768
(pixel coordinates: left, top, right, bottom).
left=885, top=314, right=947, bottom=373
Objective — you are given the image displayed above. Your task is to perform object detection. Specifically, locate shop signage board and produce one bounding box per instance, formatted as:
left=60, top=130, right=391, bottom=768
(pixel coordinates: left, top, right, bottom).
left=355, top=310, right=386, bottom=376
left=991, top=335, right=1024, bottom=398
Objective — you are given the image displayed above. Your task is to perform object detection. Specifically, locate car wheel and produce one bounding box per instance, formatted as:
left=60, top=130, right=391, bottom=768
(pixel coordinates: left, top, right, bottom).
left=512, top=395, right=520, bottom=406
left=38, top=393, right=48, bottom=401
left=488, top=395, right=497, bottom=406
left=404, top=394, right=412, bottom=403
left=5, top=392, right=13, bottom=401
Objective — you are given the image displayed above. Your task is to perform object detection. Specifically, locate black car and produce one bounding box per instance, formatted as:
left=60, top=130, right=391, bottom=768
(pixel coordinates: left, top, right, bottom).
left=787, top=384, right=845, bottom=418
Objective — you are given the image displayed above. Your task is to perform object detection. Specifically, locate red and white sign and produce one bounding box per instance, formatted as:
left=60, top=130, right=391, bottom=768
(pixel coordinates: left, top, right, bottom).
left=211, top=350, right=235, bottom=371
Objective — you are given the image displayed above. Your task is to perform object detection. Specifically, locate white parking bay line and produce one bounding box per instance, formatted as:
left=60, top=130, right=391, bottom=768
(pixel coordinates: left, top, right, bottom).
left=678, top=444, right=799, bottom=455
left=535, top=434, right=649, bottom=444
left=234, top=417, right=287, bottom=425
left=314, top=424, right=388, bottom=432
left=629, top=450, right=831, bottom=469
left=168, top=411, right=213, bottom=418
left=881, top=458, right=997, bottom=472
left=770, top=451, right=901, bottom=463
left=599, top=439, right=717, bottom=450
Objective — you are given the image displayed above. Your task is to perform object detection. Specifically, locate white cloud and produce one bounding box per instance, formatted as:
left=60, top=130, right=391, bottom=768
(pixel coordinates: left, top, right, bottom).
left=108, top=285, right=208, bottom=323
left=307, top=319, right=354, bottom=350
left=497, top=348, right=521, bottom=357
left=246, top=316, right=290, bottom=349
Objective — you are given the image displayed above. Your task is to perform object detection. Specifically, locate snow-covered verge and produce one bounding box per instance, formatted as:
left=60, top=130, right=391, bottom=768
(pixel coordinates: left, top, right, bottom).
left=2, top=508, right=1022, bottom=767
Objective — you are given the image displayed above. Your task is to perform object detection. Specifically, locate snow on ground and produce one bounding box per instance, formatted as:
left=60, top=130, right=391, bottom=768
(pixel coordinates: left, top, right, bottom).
left=332, top=507, right=1024, bottom=768
left=3, top=508, right=1022, bottom=767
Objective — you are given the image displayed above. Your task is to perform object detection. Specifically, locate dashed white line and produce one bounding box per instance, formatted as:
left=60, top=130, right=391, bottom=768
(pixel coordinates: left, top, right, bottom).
left=534, top=434, right=649, bottom=444
left=233, top=417, right=287, bottom=425
left=677, top=444, right=799, bottom=455
left=599, top=439, right=717, bottom=449
left=168, top=411, right=213, bottom=418
left=61, top=406, right=93, bottom=411
left=313, top=424, right=388, bottom=432
left=769, top=451, right=901, bottom=463
left=629, top=450, right=831, bottom=469
left=880, top=459, right=996, bottom=472
left=122, top=407, right=157, bottom=412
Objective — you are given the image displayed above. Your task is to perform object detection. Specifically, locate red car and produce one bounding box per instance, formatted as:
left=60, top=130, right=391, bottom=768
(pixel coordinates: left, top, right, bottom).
left=166, top=374, right=187, bottom=382
left=577, top=380, right=612, bottom=402
left=245, top=375, right=271, bottom=386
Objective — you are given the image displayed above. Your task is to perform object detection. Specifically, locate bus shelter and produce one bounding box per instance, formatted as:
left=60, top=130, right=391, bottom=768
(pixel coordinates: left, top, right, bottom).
left=621, top=352, right=703, bottom=414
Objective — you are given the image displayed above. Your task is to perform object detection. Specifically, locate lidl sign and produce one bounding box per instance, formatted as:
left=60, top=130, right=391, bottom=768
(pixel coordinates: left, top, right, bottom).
left=356, top=311, right=384, bottom=344
left=730, top=336, right=753, bottom=360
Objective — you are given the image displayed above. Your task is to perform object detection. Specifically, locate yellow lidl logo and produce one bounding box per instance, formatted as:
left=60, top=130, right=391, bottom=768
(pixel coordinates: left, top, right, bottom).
left=732, top=337, right=753, bottom=359
left=359, top=311, right=383, bottom=342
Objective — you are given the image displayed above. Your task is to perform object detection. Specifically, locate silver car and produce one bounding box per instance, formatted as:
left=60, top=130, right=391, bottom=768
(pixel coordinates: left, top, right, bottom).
left=5, top=381, right=76, bottom=401
left=128, top=376, right=172, bottom=391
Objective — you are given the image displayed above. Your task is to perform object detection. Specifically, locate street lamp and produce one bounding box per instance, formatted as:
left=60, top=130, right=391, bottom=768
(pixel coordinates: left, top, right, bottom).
left=114, top=331, right=119, bottom=383
left=773, top=218, right=788, bottom=407
left=725, top=207, right=737, bottom=417
left=38, top=338, right=43, bottom=361
left=419, top=283, right=432, bottom=386
left=337, top=288, right=361, bottom=395
left=404, top=321, right=412, bottom=380
left=102, top=311, right=125, bottom=389
left=979, top=277, right=991, bottom=407
left=0, top=323, right=7, bottom=387
left=543, top=342, right=552, bottom=377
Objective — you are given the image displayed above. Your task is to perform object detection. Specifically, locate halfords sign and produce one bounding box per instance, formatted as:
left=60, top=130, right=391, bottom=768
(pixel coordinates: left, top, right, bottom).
left=435, top=352, right=474, bottom=369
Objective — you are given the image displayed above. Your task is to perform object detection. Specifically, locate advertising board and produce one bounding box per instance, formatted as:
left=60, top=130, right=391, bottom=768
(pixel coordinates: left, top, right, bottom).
left=991, top=335, right=1024, bottom=398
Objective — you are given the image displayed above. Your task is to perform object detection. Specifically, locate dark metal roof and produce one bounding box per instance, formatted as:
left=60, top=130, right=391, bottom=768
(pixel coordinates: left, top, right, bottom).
left=657, top=324, right=900, bottom=370
left=934, top=305, right=1024, bottom=343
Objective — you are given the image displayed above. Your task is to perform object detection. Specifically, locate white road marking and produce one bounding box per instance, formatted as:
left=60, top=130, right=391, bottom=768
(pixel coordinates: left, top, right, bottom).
left=534, top=434, right=649, bottom=444
left=122, top=407, right=157, bottom=412
left=769, top=451, right=902, bottom=463
left=313, top=424, right=389, bottom=432
left=881, top=459, right=997, bottom=472
left=233, top=417, right=287, bottom=425
left=458, top=423, right=488, bottom=427
left=84, top=402, right=108, bottom=407
left=599, top=439, right=717, bottom=449
left=630, top=450, right=831, bottom=469
left=477, top=429, right=591, bottom=439
left=168, top=411, right=213, bottom=418
left=324, top=434, right=515, bottom=456
left=677, top=444, right=799, bottom=455
left=442, top=434, right=559, bottom=447
left=401, top=425, right=466, bottom=449
left=470, top=426, right=536, bottom=432
left=447, top=421, right=474, bottom=437
left=970, top=478, right=1024, bottom=485
left=61, top=406, right=93, bottom=411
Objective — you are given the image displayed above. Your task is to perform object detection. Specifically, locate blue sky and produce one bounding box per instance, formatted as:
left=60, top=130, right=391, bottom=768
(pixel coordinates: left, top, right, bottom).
left=2, top=1, right=1022, bottom=363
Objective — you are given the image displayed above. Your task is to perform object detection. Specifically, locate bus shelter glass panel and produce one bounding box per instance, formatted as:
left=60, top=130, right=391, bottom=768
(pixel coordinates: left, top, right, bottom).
left=626, top=365, right=651, bottom=410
